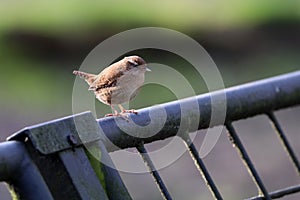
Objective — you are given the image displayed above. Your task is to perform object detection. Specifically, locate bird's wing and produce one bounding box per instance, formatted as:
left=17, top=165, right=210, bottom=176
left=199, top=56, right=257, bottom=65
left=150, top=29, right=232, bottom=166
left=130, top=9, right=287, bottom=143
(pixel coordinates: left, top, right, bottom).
left=89, top=63, right=125, bottom=91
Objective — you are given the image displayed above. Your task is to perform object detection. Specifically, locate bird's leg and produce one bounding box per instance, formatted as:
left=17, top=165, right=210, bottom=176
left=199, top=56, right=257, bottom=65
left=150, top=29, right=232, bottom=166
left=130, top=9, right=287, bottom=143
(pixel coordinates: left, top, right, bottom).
left=118, top=104, right=138, bottom=114
left=105, top=105, right=130, bottom=121
left=118, top=104, right=126, bottom=113
left=105, top=105, right=119, bottom=117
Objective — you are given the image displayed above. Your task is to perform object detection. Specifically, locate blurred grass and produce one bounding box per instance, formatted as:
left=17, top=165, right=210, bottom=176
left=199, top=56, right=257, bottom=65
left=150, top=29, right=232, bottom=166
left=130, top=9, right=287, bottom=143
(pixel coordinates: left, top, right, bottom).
left=0, top=0, right=299, bottom=35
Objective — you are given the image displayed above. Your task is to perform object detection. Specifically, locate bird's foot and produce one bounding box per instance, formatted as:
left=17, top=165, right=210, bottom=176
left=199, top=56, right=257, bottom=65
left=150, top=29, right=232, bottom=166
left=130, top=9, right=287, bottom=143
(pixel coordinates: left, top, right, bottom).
left=121, top=109, right=138, bottom=115
left=105, top=113, right=117, bottom=117
left=105, top=110, right=137, bottom=122
left=105, top=106, right=137, bottom=120
left=104, top=112, right=130, bottom=121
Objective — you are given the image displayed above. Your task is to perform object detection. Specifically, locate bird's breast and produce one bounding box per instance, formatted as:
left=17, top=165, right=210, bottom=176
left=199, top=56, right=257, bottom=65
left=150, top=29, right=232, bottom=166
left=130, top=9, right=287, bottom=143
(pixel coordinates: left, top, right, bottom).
left=95, top=71, right=145, bottom=105
left=118, top=70, right=145, bottom=88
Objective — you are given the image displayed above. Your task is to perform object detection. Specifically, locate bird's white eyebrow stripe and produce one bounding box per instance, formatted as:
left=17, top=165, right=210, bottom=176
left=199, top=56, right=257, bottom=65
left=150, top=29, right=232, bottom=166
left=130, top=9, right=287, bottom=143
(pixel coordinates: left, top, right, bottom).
left=127, top=59, right=139, bottom=66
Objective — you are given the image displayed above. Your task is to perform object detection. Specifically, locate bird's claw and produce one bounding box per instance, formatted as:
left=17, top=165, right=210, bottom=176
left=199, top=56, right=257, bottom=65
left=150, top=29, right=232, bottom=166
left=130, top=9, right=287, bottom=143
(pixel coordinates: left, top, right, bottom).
left=121, top=109, right=138, bottom=115
left=105, top=110, right=137, bottom=122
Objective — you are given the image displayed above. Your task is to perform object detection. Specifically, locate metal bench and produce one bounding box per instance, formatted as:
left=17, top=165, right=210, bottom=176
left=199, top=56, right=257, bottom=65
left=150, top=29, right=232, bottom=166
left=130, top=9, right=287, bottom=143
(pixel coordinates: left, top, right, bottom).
left=1, top=71, right=299, bottom=200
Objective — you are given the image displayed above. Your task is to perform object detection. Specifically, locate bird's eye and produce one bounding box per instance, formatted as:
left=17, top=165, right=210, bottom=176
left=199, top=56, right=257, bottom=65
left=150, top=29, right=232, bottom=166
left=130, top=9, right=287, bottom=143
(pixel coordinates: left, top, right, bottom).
left=128, top=59, right=139, bottom=66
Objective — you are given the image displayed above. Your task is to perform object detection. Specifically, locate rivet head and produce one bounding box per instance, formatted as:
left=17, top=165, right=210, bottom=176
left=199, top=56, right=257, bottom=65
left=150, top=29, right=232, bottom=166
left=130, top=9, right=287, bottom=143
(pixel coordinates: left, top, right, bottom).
left=67, top=134, right=78, bottom=146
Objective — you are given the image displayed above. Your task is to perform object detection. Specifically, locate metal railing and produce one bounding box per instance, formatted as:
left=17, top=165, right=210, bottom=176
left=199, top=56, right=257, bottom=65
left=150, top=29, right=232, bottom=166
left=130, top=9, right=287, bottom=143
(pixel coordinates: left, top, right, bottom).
left=95, top=70, right=300, bottom=200
left=1, top=70, right=300, bottom=199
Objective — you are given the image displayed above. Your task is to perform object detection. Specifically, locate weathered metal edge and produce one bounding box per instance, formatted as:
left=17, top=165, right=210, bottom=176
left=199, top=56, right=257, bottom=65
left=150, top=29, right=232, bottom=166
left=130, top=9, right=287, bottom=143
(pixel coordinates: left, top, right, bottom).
left=7, top=111, right=103, bottom=155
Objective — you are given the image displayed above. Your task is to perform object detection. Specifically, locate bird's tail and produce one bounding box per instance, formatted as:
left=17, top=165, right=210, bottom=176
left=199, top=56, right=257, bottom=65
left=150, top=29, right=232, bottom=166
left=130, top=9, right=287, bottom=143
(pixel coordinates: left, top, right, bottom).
left=73, top=70, right=97, bottom=86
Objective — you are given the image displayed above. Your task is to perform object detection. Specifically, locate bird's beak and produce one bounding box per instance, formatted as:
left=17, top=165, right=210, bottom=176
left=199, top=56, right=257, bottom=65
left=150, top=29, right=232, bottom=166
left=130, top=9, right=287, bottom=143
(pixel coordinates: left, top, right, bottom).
left=146, top=67, right=151, bottom=72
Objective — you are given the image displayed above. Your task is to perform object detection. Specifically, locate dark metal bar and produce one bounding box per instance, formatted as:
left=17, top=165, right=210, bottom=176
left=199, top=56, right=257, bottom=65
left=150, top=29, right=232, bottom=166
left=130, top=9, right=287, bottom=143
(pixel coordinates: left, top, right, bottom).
left=181, top=135, right=223, bottom=200
left=0, top=141, right=53, bottom=200
left=136, top=143, right=172, bottom=200
left=0, top=141, right=24, bottom=181
left=58, top=148, right=109, bottom=200
left=85, top=140, right=133, bottom=200
left=248, top=184, right=300, bottom=200
left=6, top=112, right=132, bottom=200
left=97, top=71, right=300, bottom=152
left=225, top=123, right=271, bottom=200
left=267, top=111, right=300, bottom=174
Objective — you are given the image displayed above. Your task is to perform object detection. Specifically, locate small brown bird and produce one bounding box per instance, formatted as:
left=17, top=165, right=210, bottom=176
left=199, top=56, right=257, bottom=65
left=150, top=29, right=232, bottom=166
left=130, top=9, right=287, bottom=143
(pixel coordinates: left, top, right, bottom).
left=73, top=55, right=150, bottom=117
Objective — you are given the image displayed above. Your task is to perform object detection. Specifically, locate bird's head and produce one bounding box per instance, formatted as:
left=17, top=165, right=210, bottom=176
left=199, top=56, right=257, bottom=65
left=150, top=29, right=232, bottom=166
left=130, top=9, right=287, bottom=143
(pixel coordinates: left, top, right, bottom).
left=124, top=56, right=151, bottom=72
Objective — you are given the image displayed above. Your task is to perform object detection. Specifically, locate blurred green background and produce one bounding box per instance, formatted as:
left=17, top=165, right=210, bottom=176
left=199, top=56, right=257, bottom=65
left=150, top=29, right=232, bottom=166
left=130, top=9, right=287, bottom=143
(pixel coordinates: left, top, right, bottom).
left=0, top=1, right=300, bottom=199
